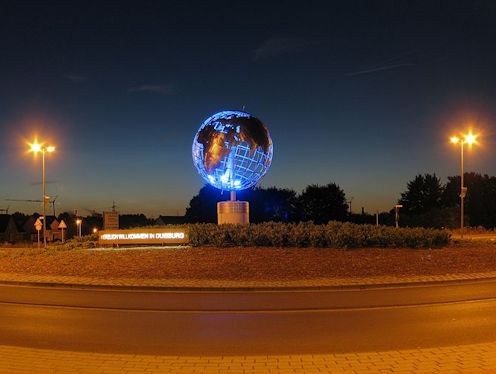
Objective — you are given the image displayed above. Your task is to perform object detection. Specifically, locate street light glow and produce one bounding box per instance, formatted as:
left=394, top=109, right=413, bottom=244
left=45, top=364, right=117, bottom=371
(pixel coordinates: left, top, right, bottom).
left=464, top=132, right=477, bottom=145
left=28, top=140, right=56, bottom=153
left=29, top=141, right=42, bottom=153
left=449, top=131, right=478, bottom=146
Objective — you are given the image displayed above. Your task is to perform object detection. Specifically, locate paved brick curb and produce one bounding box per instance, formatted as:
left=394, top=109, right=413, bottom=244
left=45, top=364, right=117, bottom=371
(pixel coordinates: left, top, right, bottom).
left=1, top=270, right=496, bottom=289
left=0, top=341, right=495, bottom=373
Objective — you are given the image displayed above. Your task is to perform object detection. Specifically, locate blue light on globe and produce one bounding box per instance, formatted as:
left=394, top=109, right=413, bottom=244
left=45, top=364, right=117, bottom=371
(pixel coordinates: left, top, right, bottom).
left=192, top=110, right=273, bottom=191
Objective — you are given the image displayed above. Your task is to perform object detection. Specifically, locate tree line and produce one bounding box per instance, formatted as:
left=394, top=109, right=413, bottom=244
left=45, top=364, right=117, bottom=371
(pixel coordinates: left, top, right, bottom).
left=185, top=184, right=349, bottom=224
left=399, top=172, right=496, bottom=229
left=10, top=172, right=493, bottom=231
left=185, top=172, right=496, bottom=229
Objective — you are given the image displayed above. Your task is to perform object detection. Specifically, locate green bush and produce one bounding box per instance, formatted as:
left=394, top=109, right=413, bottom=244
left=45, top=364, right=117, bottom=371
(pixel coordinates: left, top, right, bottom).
left=51, top=234, right=98, bottom=250
left=186, top=222, right=450, bottom=248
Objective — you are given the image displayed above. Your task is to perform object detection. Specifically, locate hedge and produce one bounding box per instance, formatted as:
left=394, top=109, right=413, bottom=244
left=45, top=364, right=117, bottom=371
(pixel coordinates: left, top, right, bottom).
left=187, top=222, right=450, bottom=248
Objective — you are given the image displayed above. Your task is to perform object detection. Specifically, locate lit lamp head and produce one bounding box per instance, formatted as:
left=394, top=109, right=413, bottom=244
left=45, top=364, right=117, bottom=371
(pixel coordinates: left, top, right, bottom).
left=30, top=142, right=42, bottom=153
left=450, top=136, right=460, bottom=144
left=28, top=140, right=56, bottom=153
left=76, top=219, right=82, bottom=225
left=449, top=131, right=478, bottom=146
left=464, top=132, right=477, bottom=145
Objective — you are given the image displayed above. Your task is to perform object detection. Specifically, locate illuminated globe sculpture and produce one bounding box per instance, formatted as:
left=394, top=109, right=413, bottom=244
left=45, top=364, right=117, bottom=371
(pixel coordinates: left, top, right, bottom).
left=192, top=110, right=273, bottom=224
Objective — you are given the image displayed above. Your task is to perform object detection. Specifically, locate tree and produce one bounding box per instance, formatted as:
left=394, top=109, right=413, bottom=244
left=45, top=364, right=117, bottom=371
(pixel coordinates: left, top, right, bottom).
left=399, top=174, right=443, bottom=215
left=298, top=182, right=348, bottom=224
left=119, top=214, right=153, bottom=228
left=443, top=173, right=496, bottom=228
left=11, top=212, right=28, bottom=222
left=185, top=185, right=229, bottom=223
left=57, top=212, right=78, bottom=238
left=400, top=207, right=459, bottom=229
left=185, top=185, right=299, bottom=223
left=248, top=187, right=300, bottom=223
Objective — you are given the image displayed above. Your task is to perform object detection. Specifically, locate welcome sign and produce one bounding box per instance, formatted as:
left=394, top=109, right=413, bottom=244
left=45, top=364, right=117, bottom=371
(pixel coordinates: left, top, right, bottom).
left=98, top=227, right=189, bottom=245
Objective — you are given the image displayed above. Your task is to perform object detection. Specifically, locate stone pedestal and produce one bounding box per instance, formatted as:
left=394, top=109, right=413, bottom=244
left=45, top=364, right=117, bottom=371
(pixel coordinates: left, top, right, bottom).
left=217, top=201, right=249, bottom=225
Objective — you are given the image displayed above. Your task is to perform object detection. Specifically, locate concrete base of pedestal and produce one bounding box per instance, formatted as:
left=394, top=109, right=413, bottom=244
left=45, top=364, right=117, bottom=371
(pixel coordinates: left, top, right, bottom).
left=217, top=201, right=249, bottom=225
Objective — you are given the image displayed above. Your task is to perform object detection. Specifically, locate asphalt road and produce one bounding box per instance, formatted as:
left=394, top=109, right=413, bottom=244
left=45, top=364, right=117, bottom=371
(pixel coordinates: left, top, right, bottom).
left=0, top=279, right=496, bottom=355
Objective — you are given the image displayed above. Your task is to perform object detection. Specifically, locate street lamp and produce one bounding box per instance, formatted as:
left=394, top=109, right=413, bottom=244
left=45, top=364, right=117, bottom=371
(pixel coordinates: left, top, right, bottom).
left=76, top=218, right=82, bottom=239
left=29, top=140, right=56, bottom=248
left=450, top=131, right=478, bottom=238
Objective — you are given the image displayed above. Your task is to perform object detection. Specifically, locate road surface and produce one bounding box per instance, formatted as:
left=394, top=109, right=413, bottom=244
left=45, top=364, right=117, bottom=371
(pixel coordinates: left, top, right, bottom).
left=0, top=278, right=495, bottom=355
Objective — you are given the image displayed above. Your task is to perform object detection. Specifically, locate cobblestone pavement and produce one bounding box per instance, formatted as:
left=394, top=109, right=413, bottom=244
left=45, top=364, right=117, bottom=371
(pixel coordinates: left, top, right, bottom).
left=0, top=341, right=495, bottom=373
left=1, top=270, right=496, bottom=288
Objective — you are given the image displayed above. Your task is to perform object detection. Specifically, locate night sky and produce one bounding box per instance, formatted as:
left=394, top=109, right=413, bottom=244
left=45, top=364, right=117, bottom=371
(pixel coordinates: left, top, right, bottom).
left=1, top=1, right=496, bottom=217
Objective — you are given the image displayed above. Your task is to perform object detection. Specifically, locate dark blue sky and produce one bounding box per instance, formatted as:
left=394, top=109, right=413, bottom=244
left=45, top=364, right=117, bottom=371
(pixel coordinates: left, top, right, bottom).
left=1, top=0, right=495, bottom=216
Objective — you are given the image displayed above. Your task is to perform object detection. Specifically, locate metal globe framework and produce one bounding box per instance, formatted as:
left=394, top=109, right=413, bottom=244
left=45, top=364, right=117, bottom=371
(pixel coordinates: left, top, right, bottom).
left=192, top=110, right=273, bottom=191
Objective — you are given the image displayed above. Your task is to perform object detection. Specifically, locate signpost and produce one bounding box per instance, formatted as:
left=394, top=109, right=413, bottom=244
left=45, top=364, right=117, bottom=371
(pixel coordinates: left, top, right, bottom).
left=103, top=211, right=119, bottom=230
left=34, top=218, right=43, bottom=248
left=58, top=220, right=67, bottom=243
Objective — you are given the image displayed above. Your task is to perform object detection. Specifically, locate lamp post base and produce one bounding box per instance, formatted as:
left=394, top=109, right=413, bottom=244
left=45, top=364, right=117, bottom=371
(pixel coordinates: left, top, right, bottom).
left=217, top=201, right=249, bottom=225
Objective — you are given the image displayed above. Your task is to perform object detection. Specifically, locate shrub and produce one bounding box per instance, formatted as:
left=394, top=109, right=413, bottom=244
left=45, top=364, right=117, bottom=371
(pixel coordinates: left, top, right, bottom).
left=186, top=222, right=450, bottom=248
left=51, top=235, right=98, bottom=250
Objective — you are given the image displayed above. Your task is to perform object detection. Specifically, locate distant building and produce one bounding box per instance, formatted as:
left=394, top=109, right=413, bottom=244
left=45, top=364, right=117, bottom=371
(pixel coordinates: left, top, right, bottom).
left=45, top=216, right=62, bottom=241
left=22, top=215, right=61, bottom=242
left=0, top=214, right=24, bottom=243
left=0, top=214, right=68, bottom=243
left=23, top=216, right=38, bottom=241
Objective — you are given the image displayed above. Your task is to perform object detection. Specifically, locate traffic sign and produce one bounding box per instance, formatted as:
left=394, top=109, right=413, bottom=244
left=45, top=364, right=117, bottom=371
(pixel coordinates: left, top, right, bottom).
left=34, top=218, right=43, bottom=231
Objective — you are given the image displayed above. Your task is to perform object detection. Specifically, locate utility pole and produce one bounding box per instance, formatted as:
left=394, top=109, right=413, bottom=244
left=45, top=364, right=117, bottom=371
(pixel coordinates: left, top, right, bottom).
left=460, top=142, right=466, bottom=238
left=42, top=148, right=47, bottom=247
left=347, top=197, right=354, bottom=215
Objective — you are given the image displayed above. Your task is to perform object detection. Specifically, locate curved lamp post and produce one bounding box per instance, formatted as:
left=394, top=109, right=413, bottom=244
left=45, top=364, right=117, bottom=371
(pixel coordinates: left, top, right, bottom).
left=449, top=132, right=477, bottom=238
left=29, top=140, right=56, bottom=248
